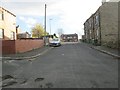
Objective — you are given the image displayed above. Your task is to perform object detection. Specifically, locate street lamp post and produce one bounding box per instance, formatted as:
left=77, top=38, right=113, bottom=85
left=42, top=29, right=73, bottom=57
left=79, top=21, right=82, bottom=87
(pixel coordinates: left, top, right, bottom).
left=49, top=19, right=52, bottom=35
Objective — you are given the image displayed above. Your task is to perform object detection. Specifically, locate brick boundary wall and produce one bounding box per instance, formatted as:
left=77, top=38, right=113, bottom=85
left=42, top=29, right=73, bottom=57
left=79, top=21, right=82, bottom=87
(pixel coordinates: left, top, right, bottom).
left=2, top=40, right=16, bottom=54
left=0, top=40, right=2, bottom=56
left=0, top=39, right=44, bottom=55
left=15, top=39, right=44, bottom=53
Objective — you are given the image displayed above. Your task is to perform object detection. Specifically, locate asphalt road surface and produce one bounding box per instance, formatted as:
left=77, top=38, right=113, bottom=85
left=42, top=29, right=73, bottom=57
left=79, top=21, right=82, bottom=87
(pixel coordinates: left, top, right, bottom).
left=2, top=42, right=118, bottom=88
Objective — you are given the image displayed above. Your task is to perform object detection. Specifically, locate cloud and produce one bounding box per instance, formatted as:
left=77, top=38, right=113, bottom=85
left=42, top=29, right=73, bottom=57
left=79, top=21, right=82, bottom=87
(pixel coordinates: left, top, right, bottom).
left=19, top=16, right=25, bottom=21
left=19, top=16, right=38, bottom=28
left=3, top=0, right=104, bottom=37
left=51, top=0, right=102, bottom=34
left=109, top=0, right=120, bottom=2
left=26, top=18, right=37, bottom=25
left=2, top=0, right=66, bottom=16
left=2, top=0, right=62, bottom=2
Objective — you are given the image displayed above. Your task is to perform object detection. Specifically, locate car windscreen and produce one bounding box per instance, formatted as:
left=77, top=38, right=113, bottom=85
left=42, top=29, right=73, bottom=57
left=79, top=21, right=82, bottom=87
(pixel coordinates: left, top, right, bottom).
left=53, top=38, right=59, bottom=41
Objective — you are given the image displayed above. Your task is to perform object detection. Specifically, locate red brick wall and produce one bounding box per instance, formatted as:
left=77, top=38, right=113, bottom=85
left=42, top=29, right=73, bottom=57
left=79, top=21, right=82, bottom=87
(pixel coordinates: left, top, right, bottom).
left=15, top=40, right=44, bottom=53
left=0, top=39, right=44, bottom=54
left=0, top=41, right=2, bottom=55
left=2, top=40, right=16, bottom=54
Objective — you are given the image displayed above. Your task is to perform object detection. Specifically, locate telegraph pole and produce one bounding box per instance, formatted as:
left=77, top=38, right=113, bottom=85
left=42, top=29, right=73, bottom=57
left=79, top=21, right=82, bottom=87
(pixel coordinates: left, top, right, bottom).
left=44, top=4, right=47, bottom=45
left=44, top=4, right=47, bottom=36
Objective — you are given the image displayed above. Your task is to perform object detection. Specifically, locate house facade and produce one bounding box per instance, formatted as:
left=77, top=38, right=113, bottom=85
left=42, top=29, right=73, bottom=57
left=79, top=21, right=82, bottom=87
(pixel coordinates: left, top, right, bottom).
left=0, top=7, right=16, bottom=40
left=61, top=34, right=78, bottom=42
left=84, top=2, right=119, bottom=48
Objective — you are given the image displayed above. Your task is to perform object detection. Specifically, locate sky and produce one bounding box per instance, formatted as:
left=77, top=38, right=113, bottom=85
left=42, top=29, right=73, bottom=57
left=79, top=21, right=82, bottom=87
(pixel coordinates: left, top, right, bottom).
left=1, top=0, right=112, bottom=38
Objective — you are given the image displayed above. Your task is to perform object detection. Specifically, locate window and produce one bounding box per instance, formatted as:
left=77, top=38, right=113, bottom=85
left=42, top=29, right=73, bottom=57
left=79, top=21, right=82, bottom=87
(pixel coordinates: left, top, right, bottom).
left=0, top=13, right=2, bottom=20
left=63, top=37, right=66, bottom=39
left=11, top=31, right=15, bottom=40
left=70, top=37, right=72, bottom=39
left=74, top=36, right=76, bottom=39
left=0, top=29, right=4, bottom=39
left=97, top=29, right=99, bottom=37
left=95, top=15, right=99, bottom=25
left=0, top=11, right=4, bottom=20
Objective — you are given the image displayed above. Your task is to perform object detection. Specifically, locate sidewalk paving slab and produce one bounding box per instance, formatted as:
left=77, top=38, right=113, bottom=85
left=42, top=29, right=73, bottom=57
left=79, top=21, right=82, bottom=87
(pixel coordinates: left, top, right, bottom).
left=1, top=46, right=52, bottom=60
left=81, top=42, right=120, bottom=59
left=91, top=46, right=120, bottom=59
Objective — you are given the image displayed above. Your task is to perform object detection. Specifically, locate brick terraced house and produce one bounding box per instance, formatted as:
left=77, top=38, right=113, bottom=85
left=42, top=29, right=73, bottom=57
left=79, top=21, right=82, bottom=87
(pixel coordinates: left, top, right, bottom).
left=84, top=1, right=119, bottom=48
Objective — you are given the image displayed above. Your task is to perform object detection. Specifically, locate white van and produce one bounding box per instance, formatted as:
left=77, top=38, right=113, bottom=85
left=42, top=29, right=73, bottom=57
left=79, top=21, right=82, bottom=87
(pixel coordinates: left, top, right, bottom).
left=49, top=38, right=61, bottom=47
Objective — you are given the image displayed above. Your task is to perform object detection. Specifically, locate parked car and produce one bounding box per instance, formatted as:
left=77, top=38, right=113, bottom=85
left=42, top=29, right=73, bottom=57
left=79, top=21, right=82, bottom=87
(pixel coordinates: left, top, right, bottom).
left=49, top=38, right=61, bottom=47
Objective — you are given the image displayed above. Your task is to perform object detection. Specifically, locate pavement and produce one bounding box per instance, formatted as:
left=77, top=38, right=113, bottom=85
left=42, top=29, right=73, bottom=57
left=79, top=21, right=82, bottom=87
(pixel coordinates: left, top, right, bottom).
left=92, top=46, right=120, bottom=59
left=1, top=46, right=53, bottom=60
left=83, top=42, right=120, bottom=59
left=1, top=42, right=120, bottom=60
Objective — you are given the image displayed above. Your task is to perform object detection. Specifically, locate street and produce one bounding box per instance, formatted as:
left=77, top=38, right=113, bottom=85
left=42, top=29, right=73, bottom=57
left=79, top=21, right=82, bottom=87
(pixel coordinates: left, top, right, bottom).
left=2, top=42, right=118, bottom=88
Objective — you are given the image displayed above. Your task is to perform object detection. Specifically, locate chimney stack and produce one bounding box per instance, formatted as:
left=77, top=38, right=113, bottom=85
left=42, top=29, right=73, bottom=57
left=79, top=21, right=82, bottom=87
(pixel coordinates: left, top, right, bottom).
left=102, top=0, right=106, bottom=4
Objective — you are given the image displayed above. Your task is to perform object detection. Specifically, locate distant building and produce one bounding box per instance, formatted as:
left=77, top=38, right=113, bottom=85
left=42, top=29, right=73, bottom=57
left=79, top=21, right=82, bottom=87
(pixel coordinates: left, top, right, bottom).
left=61, top=34, right=78, bottom=42
left=17, top=32, right=31, bottom=39
left=84, top=2, right=119, bottom=48
left=0, top=7, right=16, bottom=40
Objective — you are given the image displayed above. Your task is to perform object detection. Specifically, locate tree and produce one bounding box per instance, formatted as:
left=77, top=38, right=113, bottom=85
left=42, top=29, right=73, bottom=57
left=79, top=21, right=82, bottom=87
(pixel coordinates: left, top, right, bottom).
left=31, top=24, right=48, bottom=38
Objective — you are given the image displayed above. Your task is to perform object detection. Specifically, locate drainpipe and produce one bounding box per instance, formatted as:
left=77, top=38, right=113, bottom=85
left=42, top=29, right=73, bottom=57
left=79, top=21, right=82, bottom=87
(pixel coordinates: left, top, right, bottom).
left=16, top=25, right=19, bottom=40
left=93, top=15, right=95, bottom=45
left=118, top=2, right=120, bottom=50
left=99, top=9, right=102, bottom=46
